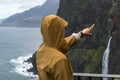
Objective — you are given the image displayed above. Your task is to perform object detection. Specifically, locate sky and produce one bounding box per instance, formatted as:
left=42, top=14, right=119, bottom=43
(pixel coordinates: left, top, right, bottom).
left=0, top=0, right=47, bottom=19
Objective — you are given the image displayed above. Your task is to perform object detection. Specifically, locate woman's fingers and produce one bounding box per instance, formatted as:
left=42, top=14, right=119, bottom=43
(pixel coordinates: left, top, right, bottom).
left=86, top=24, right=94, bottom=37
left=89, top=24, right=94, bottom=30
left=80, top=24, right=94, bottom=37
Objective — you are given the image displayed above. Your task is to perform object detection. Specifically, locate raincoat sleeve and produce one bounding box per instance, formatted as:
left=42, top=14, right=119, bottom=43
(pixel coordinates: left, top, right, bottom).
left=51, top=59, right=73, bottom=80
left=65, top=35, right=77, bottom=47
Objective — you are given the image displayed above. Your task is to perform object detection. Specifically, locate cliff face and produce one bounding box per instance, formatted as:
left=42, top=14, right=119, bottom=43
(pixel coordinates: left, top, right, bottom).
left=26, top=0, right=120, bottom=75
left=109, top=0, right=120, bottom=74
left=110, top=23, right=120, bottom=74
left=58, top=0, right=112, bottom=48
left=57, top=0, right=120, bottom=74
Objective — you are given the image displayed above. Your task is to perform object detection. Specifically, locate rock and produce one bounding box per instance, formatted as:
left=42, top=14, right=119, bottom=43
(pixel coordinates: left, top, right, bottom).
left=25, top=51, right=38, bottom=74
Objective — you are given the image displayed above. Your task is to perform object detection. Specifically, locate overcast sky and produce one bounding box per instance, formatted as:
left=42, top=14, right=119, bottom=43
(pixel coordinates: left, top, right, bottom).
left=0, top=0, right=47, bottom=19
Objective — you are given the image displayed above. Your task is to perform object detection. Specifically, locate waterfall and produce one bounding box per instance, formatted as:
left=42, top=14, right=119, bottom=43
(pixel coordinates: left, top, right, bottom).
left=102, top=36, right=112, bottom=80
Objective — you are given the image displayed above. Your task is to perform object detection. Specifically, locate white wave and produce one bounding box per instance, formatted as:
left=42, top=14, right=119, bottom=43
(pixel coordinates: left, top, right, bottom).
left=10, top=55, right=32, bottom=64
left=9, top=54, right=38, bottom=78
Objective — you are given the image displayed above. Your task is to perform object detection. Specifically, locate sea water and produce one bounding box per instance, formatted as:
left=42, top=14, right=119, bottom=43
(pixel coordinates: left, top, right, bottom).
left=0, top=27, right=42, bottom=80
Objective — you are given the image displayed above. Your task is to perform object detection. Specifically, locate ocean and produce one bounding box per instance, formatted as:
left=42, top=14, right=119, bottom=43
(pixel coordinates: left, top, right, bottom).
left=0, top=27, right=42, bottom=80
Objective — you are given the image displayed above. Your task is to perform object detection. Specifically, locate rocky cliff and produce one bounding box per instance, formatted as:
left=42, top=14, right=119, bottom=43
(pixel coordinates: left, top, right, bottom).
left=26, top=0, right=120, bottom=76
left=57, top=0, right=120, bottom=74
left=109, top=0, right=120, bottom=74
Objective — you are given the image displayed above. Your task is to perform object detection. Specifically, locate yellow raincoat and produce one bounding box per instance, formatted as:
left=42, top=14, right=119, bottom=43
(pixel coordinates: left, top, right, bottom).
left=36, top=15, right=77, bottom=80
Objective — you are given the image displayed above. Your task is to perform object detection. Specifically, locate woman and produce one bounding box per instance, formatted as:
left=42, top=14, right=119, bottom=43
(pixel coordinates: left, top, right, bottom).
left=36, top=15, right=94, bottom=80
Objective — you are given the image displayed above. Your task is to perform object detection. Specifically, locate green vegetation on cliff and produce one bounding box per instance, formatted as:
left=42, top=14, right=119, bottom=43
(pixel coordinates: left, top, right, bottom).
left=57, top=0, right=120, bottom=74
left=58, top=0, right=113, bottom=48
left=67, top=49, right=104, bottom=73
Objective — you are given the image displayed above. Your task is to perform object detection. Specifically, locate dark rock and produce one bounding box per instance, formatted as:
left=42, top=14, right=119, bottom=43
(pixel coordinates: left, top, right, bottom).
left=25, top=51, right=38, bottom=74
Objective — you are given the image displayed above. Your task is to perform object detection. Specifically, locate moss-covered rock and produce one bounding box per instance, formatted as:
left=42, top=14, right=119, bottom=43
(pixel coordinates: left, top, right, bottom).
left=67, top=49, right=104, bottom=73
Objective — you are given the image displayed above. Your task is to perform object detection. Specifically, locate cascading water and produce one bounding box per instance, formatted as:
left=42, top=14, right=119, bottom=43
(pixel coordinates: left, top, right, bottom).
left=102, top=36, right=112, bottom=80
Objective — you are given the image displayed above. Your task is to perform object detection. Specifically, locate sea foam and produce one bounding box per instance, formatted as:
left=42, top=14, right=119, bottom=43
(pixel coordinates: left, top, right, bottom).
left=10, top=55, right=38, bottom=78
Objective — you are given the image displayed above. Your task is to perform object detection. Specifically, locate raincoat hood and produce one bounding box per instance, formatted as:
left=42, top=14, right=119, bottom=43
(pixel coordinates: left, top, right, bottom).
left=41, top=15, right=69, bottom=53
